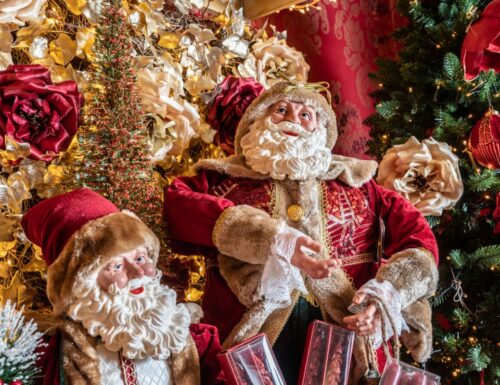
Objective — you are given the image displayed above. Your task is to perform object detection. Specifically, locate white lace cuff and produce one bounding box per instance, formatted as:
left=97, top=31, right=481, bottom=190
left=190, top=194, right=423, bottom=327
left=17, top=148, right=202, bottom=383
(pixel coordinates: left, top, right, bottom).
left=254, top=224, right=307, bottom=307
left=348, top=279, right=408, bottom=348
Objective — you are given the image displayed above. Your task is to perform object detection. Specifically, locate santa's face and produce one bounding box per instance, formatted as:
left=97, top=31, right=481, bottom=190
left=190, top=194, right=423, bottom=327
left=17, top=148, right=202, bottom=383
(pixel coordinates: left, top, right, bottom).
left=268, top=100, right=318, bottom=134
left=97, top=246, right=156, bottom=291
left=240, top=99, right=332, bottom=180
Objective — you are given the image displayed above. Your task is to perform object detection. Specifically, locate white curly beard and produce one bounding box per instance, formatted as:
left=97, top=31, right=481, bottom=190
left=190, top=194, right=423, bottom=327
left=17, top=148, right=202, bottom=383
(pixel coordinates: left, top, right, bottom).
left=240, top=116, right=332, bottom=180
left=67, top=271, right=191, bottom=360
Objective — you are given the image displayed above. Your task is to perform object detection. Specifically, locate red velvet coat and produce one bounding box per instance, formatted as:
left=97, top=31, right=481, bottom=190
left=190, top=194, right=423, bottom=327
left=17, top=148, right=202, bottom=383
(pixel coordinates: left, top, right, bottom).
left=164, top=169, right=439, bottom=344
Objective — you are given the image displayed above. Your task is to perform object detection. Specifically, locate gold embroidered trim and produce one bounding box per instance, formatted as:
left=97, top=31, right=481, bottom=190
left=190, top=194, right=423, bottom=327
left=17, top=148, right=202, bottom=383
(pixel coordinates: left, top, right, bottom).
left=211, top=206, right=236, bottom=246
left=270, top=181, right=281, bottom=220
left=319, top=182, right=358, bottom=294
left=341, top=253, right=376, bottom=267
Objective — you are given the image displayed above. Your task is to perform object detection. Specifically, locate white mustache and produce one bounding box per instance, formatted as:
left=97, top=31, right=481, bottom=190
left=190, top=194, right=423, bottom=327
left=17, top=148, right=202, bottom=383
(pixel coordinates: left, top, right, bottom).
left=269, top=120, right=311, bottom=137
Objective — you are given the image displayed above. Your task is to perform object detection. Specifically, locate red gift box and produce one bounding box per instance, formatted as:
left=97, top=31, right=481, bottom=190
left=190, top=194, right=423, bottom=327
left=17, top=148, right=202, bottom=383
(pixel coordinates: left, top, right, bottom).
left=298, top=320, right=355, bottom=385
left=218, top=333, right=286, bottom=385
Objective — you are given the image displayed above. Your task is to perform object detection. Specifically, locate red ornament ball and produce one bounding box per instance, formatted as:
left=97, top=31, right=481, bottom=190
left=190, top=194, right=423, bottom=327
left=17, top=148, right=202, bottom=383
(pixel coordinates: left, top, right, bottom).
left=469, top=110, right=500, bottom=169
left=10, top=381, right=23, bottom=385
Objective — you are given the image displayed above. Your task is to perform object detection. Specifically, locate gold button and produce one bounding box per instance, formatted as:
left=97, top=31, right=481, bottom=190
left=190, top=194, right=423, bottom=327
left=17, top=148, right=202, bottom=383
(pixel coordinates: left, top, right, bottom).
left=287, top=204, right=304, bottom=222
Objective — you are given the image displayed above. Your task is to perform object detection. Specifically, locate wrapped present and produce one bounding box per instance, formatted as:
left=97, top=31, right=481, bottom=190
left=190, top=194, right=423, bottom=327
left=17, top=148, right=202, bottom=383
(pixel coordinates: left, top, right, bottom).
left=380, top=357, right=440, bottom=385
left=218, top=333, right=286, bottom=385
left=298, top=320, right=355, bottom=385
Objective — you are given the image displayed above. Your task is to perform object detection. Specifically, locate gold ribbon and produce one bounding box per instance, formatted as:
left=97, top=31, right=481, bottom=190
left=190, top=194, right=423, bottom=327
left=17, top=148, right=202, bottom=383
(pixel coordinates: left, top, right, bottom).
left=282, top=79, right=333, bottom=106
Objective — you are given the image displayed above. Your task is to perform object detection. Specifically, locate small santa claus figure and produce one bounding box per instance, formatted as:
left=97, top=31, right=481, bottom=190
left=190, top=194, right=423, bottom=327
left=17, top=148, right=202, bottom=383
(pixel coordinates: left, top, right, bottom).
left=22, top=188, right=223, bottom=385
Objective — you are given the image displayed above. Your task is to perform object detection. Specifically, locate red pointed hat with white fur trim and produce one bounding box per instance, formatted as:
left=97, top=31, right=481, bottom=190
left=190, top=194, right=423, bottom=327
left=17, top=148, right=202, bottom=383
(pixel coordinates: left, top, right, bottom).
left=21, top=188, right=160, bottom=316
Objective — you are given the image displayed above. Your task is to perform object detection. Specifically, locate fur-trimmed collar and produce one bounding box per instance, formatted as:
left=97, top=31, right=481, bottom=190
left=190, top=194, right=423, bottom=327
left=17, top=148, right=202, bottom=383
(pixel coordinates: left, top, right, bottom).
left=193, top=155, right=378, bottom=188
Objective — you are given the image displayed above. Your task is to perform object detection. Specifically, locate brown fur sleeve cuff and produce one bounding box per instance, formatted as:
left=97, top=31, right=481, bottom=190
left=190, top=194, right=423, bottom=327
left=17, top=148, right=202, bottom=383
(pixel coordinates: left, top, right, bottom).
left=212, top=205, right=281, bottom=264
left=375, top=247, right=438, bottom=308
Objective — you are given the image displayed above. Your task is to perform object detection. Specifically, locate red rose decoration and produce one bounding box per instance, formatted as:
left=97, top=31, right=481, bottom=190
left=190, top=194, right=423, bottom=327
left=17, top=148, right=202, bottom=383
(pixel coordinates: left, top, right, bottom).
left=0, top=64, right=83, bottom=161
left=207, top=76, right=264, bottom=155
left=460, top=0, right=500, bottom=80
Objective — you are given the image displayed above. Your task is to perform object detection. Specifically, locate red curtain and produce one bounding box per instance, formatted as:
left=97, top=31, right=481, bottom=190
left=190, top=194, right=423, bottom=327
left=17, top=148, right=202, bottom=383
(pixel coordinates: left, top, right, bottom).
left=265, top=0, right=404, bottom=158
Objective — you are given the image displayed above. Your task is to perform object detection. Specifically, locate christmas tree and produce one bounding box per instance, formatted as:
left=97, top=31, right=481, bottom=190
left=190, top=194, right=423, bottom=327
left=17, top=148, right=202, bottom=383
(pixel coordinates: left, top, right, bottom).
left=74, top=0, right=162, bottom=229
left=365, top=0, right=499, bottom=383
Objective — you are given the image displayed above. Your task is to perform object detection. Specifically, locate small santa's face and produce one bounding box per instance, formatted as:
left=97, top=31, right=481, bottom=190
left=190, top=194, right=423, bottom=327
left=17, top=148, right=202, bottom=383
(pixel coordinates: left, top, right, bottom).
left=268, top=100, right=318, bottom=134
left=97, top=246, right=156, bottom=292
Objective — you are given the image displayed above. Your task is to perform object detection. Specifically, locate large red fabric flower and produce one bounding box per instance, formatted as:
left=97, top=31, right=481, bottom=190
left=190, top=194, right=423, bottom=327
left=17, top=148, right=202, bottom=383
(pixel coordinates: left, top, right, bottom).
left=460, top=0, right=500, bottom=80
left=0, top=64, right=83, bottom=161
left=207, top=76, right=264, bottom=155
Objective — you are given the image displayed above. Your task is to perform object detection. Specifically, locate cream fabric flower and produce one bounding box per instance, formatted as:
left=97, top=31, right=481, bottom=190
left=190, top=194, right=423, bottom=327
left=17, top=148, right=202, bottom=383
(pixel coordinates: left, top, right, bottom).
left=238, top=37, right=309, bottom=89
left=138, top=67, right=214, bottom=161
left=0, top=0, right=46, bottom=25
left=137, top=66, right=184, bottom=118
left=377, top=136, right=463, bottom=216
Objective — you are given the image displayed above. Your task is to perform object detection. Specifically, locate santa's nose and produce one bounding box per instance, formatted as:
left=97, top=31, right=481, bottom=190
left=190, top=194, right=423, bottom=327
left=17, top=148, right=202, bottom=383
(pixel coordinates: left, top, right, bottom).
left=285, top=110, right=301, bottom=124
left=124, top=259, right=145, bottom=279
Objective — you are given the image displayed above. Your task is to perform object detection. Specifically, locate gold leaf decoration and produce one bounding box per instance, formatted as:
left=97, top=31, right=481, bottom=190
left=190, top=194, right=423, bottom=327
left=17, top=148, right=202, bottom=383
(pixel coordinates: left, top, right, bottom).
left=64, top=0, right=86, bottom=15
left=49, top=33, right=77, bottom=66
left=0, top=215, right=17, bottom=242
left=158, top=32, right=180, bottom=49
left=76, top=27, right=96, bottom=61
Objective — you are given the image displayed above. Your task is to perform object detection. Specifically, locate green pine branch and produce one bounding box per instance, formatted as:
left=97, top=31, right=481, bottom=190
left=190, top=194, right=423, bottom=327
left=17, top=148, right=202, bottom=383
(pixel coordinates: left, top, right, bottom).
left=463, top=345, right=492, bottom=372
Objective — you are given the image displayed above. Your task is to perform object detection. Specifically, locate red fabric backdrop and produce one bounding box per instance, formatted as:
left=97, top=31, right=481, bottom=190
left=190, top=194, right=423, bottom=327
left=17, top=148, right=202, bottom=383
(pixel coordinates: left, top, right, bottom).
left=264, top=0, right=404, bottom=158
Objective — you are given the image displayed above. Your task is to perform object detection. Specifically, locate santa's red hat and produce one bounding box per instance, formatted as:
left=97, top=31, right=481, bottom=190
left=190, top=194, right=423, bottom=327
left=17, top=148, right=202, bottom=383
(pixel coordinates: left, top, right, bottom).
left=21, top=188, right=160, bottom=316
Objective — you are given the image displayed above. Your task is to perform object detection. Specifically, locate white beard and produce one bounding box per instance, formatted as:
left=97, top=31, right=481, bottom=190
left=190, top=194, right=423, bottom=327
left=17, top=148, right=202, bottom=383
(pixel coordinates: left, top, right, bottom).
left=240, top=117, right=332, bottom=180
left=67, top=271, right=191, bottom=360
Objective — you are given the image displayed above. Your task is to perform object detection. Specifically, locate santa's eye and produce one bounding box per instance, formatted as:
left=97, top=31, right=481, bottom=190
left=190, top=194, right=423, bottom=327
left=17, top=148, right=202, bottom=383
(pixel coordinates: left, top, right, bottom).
left=110, top=263, right=123, bottom=272
left=135, top=254, right=147, bottom=264
left=301, top=112, right=311, bottom=120
left=276, top=106, right=287, bottom=114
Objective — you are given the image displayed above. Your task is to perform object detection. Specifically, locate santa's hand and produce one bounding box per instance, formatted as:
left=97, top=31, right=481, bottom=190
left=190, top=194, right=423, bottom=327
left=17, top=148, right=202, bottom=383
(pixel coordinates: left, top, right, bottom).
left=290, top=236, right=340, bottom=279
left=343, top=293, right=380, bottom=336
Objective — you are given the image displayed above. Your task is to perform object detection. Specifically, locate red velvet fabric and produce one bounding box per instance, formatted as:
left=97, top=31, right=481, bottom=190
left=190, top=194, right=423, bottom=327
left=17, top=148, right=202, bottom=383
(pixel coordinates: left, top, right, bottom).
left=190, top=323, right=227, bottom=385
left=165, top=171, right=234, bottom=248
left=21, top=188, right=119, bottom=266
left=36, top=324, right=225, bottom=385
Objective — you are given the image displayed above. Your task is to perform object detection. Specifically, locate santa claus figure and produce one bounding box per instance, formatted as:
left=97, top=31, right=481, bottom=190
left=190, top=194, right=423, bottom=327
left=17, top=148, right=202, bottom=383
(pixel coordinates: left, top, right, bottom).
left=21, top=188, right=223, bottom=385
left=164, top=81, right=439, bottom=384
